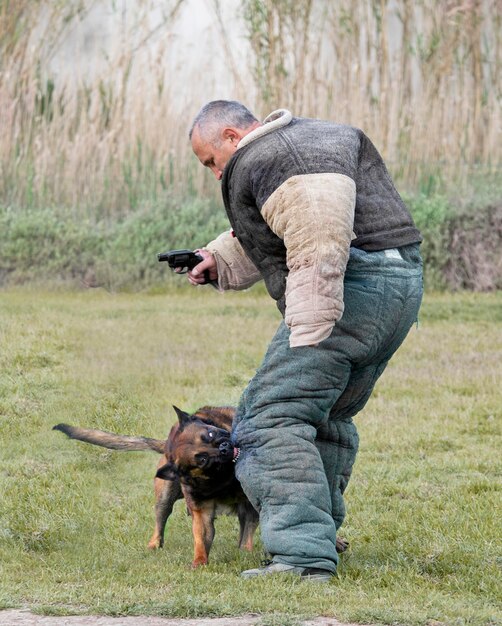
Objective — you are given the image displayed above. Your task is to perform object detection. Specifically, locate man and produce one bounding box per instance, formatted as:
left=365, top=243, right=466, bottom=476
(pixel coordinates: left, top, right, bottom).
left=185, top=101, right=423, bottom=581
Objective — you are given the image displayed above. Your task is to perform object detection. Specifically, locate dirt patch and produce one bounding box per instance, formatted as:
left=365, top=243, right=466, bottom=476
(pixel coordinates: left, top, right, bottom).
left=0, top=610, right=363, bottom=626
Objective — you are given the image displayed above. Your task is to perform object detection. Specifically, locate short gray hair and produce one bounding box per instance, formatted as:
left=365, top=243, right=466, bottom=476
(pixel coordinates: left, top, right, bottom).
left=189, top=100, right=258, bottom=144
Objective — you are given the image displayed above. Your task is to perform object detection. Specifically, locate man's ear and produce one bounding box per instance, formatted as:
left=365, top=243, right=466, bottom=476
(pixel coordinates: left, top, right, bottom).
left=155, top=462, right=178, bottom=481
left=222, top=127, right=241, bottom=144
left=173, top=405, right=191, bottom=425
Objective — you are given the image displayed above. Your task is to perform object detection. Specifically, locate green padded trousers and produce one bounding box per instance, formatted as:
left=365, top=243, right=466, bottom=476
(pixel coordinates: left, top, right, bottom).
left=232, top=244, right=423, bottom=573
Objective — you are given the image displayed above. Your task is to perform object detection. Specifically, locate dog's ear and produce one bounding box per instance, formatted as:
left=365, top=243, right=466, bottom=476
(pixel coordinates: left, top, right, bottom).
left=172, top=405, right=191, bottom=426
left=156, top=462, right=178, bottom=481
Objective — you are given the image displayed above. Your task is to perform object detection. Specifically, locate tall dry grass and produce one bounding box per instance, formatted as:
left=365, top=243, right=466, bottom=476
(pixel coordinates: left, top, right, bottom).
left=0, top=0, right=501, bottom=218
left=241, top=0, right=502, bottom=184
left=0, top=0, right=197, bottom=218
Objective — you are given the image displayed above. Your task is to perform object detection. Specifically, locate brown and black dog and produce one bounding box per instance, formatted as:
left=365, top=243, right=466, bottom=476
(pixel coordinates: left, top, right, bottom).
left=53, top=405, right=259, bottom=568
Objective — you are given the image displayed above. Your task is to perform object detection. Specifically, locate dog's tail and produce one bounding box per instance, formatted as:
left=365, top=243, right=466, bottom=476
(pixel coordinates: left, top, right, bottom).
left=53, top=423, right=165, bottom=453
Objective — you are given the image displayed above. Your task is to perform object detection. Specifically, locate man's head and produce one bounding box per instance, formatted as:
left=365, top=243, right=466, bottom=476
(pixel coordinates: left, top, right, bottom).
left=190, top=100, right=260, bottom=180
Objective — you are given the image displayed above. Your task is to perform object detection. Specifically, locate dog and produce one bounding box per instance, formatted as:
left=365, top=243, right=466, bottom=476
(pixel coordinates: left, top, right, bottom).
left=53, top=405, right=259, bottom=568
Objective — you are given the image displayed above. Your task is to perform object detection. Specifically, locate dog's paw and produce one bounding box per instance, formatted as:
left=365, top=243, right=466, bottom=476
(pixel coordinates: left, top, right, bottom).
left=147, top=537, right=163, bottom=550
left=191, top=557, right=208, bottom=568
left=336, top=537, right=349, bottom=553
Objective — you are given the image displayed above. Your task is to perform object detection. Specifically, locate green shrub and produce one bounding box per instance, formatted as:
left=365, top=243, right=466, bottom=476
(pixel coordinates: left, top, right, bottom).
left=1, top=190, right=500, bottom=292
left=407, top=193, right=502, bottom=291
left=0, top=207, right=103, bottom=285
left=405, top=193, right=452, bottom=290
left=0, top=195, right=228, bottom=290
left=443, top=204, right=502, bottom=291
left=103, top=196, right=228, bottom=290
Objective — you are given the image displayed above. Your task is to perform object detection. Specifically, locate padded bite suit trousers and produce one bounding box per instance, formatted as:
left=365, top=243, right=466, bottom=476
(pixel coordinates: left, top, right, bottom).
left=232, top=244, right=423, bottom=573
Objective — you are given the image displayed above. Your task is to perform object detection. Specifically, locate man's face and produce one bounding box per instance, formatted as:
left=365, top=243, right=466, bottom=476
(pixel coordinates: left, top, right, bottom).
left=191, top=126, right=238, bottom=181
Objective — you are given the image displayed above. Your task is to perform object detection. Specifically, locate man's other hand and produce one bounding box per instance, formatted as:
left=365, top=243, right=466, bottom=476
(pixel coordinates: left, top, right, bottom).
left=187, top=249, right=218, bottom=285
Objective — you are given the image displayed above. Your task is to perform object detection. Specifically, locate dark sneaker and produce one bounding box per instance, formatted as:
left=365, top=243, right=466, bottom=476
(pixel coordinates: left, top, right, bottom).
left=241, top=561, right=334, bottom=582
left=300, top=567, right=337, bottom=582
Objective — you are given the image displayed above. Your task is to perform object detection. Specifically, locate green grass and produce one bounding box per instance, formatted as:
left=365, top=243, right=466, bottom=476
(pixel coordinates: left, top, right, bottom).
left=0, top=288, right=501, bottom=625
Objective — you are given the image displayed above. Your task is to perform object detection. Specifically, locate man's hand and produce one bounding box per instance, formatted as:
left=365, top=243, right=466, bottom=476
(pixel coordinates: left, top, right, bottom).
left=187, top=249, right=218, bottom=285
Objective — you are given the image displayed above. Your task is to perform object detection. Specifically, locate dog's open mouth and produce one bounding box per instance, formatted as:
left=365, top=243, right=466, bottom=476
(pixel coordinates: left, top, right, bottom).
left=218, top=439, right=240, bottom=462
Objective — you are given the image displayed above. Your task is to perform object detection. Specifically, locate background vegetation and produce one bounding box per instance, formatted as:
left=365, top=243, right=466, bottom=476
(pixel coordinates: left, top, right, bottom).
left=0, top=0, right=500, bottom=291
left=1, top=3, right=501, bottom=623
left=0, top=290, right=501, bottom=625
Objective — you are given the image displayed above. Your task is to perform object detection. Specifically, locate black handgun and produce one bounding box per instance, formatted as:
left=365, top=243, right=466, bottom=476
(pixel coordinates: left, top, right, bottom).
left=158, top=248, right=213, bottom=284
left=157, top=249, right=203, bottom=273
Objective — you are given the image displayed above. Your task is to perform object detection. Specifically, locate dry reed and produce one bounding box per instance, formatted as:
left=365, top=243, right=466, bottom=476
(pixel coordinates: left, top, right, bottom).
left=0, top=0, right=500, bottom=218
left=241, top=0, right=502, bottom=183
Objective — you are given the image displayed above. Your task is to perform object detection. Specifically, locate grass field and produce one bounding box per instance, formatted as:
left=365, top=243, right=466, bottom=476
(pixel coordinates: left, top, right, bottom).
left=0, top=287, right=501, bottom=625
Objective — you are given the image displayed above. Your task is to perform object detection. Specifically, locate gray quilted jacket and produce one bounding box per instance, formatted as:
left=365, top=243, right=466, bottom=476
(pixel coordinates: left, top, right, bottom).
left=206, top=110, right=421, bottom=347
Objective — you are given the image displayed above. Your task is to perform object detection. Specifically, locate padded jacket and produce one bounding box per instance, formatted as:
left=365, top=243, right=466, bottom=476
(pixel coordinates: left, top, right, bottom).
left=205, top=109, right=422, bottom=347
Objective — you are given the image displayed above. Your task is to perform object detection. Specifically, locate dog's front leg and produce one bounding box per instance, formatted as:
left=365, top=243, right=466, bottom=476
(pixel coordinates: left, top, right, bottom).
left=148, top=457, right=183, bottom=549
left=189, top=503, right=216, bottom=568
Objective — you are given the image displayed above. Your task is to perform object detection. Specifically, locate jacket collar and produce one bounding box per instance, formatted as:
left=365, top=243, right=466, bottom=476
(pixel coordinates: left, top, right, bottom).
left=237, top=109, right=293, bottom=149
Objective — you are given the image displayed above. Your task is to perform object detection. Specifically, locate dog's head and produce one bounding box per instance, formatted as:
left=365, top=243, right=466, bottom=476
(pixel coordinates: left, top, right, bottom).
left=155, top=406, right=238, bottom=491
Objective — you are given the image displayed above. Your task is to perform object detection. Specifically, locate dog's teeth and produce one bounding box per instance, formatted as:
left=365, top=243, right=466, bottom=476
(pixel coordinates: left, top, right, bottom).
left=233, top=447, right=241, bottom=462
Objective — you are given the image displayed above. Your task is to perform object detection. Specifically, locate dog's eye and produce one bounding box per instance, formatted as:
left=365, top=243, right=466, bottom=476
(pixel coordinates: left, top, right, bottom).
left=195, top=453, right=209, bottom=467
left=201, top=430, right=217, bottom=444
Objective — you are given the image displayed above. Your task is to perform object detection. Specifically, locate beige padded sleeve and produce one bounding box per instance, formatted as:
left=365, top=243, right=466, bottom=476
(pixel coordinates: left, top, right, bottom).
left=205, top=231, right=262, bottom=291
left=261, top=173, right=356, bottom=347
